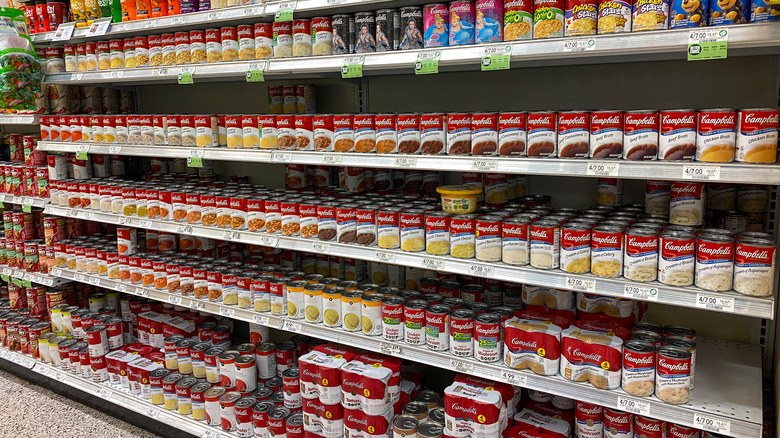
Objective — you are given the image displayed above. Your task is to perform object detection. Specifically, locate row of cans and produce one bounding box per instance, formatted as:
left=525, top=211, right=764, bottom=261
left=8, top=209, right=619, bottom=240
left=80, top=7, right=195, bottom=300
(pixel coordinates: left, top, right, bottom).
left=572, top=401, right=706, bottom=438
left=40, top=84, right=133, bottom=116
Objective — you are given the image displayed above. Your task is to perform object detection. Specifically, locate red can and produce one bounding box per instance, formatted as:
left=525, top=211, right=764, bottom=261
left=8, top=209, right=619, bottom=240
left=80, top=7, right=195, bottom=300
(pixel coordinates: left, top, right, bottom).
left=335, top=204, right=357, bottom=244
left=294, top=114, right=314, bottom=151
left=381, top=297, right=405, bottom=341
left=446, top=113, right=472, bottom=156
left=575, top=401, right=603, bottom=437
left=396, top=113, right=421, bottom=155
left=420, top=113, right=446, bottom=155
left=603, top=408, right=633, bottom=437
left=425, top=304, right=450, bottom=351
left=557, top=111, right=590, bottom=158
left=281, top=368, right=302, bottom=409
left=623, top=111, right=659, bottom=161
left=634, top=414, right=666, bottom=438
left=696, top=109, right=737, bottom=163
left=374, top=113, right=398, bottom=154
left=353, top=114, right=376, bottom=153
left=659, top=110, right=697, bottom=161
left=471, top=112, right=498, bottom=156
left=275, top=342, right=295, bottom=374
left=221, top=26, right=239, bottom=61
left=449, top=309, right=475, bottom=357
left=527, top=111, right=557, bottom=157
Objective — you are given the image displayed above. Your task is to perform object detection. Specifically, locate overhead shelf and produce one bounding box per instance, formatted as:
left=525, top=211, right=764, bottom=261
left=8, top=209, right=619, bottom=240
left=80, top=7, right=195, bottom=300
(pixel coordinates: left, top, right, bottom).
left=0, top=115, right=40, bottom=125
left=41, top=23, right=780, bottom=84
left=48, top=266, right=763, bottom=438
left=1, top=266, right=66, bottom=287
left=0, top=347, right=238, bottom=438
left=37, top=141, right=780, bottom=184
left=43, top=205, right=775, bottom=319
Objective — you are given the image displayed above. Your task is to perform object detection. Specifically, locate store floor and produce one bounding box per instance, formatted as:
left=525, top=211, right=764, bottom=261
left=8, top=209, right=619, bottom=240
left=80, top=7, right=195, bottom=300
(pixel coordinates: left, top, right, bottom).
left=0, top=365, right=190, bottom=438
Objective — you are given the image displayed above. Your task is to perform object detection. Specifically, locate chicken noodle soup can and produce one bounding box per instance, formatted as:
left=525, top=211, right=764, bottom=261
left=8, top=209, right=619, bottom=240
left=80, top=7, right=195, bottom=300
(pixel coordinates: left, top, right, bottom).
left=533, top=0, right=564, bottom=38
left=565, top=0, right=598, bottom=35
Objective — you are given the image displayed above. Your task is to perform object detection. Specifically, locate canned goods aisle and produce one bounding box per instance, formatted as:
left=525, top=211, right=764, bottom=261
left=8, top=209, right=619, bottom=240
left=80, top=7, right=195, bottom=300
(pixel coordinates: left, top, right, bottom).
left=0, top=346, right=235, bottom=438
left=42, top=204, right=776, bottom=319
left=36, top=141, right=780, bottom=185
left=46, top=266, right=763, bottom=437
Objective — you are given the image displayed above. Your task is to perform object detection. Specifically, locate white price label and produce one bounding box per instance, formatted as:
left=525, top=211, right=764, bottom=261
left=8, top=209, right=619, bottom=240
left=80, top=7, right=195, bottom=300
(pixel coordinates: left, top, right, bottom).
left=311, top=242, right=331, bottom=254
left=83, top=212, right=94, bottom=220
left=499, top=370, right=527, bottom=386
left=375, top=251, right=396, bottom=264
left=108, top=146, right=122, bottom=154
left=222, top=231, right=239, bottom=241
left=468, top=265, right=494, bottom=278
left=118, top=216, right=131, bottom=225
left=139, top=220, right=152, bottom=228
left=326, top=0, right=345, bottom=4
left=116, top=284, right=127, bottom=292
left=53, top=371, right=65, bottom=381
left=144, top=20, right=160, bottom=28
left=247, top=62, right=268, bottom=72
left=51, top=268, right=62, bottom=277
left=152, top=68, right=168, bottom=76
left=42, top=278, right=54, bottom=286
left=171, top=15, right=187, bottom=24
left=79, top=144, right=91, bottom=153
left=450, top=358, right=474, bottom=373
left=11, top=197, right=22, bottom=204
left=282, top=320, right=302, bottom=333
left=13, top=271, right=24, bottom=280
left=72, top=73, right=83, bottom=81
left=682, top=165, right=720, bottom=181
left=565, top=276, right=596, bottom=293
left=421, top=257, right=444, bottom=271
left=88, top=277, right=100, bottom=286
left=191, top=300, right=206, bottom=310
left=35, top=364, right=49, bottom=376
left=693, top=414, right=731, bottom=435
left=688, top=29, right=728, bottom=44
left=253, top=315, right=270, bottom=325
left=169, top=296, right=182, bottom=305
left=273, top=151, right=293, bottom=162
left=0, top=349, right=6, bottom=358
left=67, top=209, right=78, bottom=217
left=562, top=38, right=596, bottom=52
left=87, top=17, right=112, bottom=37
left=145, top=407, right=160, bottom=419
left=136, top=288, right=150, bottom=298
left=219, top=307, right=235, bottom=317
left=110, top=71, right=123, bottom=79
left=393, top=156, right=417, bottom=168
left=623, top=284, right=659, bottom=301
left=53, top=22, right=76, bottom=41
left=98, top=388, right=112, bottom=399
left=1, top=268, right=9, bottom=276
left=188, top=149, right=205, bottom=159
left=203, top=430, right=222, bottom=438
left=322, top=153, right=342, bottom=164
left=207, top=11, right=223, bottom=20
left=244, top=6, right=262, bottom=15
left=471, top=160, right=498, bottom=172
left=259, top=235, right=279, bottom=248
left=175, top=224, right=193, bottom=234
left=617, top=396, right=651, bottom=416
left=74, top=274, right=85, bottom=282
left=379, top=342, right=403, bottom=356
left=586, top=162, right=620, bottom=176
left=114, top=23, right=129, bottom=31
left=695, top=293, right=735, bottom=313
left=181, top=67, right=195, bottom=74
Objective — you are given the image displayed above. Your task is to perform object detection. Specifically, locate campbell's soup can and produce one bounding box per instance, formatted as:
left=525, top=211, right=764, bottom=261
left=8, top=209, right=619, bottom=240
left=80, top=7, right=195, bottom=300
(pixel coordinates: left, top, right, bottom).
left=311, top=17, right=333, bottom=56
left=382, top=296, right=405, bottom=341
left=658, top=230, right=695, bottom=287
left=504, top=0, right=534, bottom=40
left=575, top=401, right=603, bottom=438
left=273, top=22, right=293, bottom=58
left=474, top=313, right=501, bottom=362
left=622, top=340, right=656, bottom=397
left=565, top=0, right=597, bottom=36
left=560, top=222, right=591, bottom=274
left=420, top=113, right=446, bottom=155
left=470, top=113, right=498, bottom=156
left=404, top=299, right=427, bottom=344
left=623, top=227, right=658, bottom=283
left=449, top=309, right=474, bottom=357
left=498, top=112, right=527, bottom=156
left=591, top=224, right=623, bottom=277
left=529, top=220, right=560, bottom=269
left=292, top=19, right=312, bottom=57
left=527, top=111, right=557, bottom=157
left=425, top=304, right=451, bottom=351
left=668, top=423, right=700, bottom=438
left=623, top=110, right=659, bottom=160
left=375, top=113, right=398, bottom=154
left=669, top=182, right=705, bottom=226
left=659, top=109, right=697, bottom=161
left=736, top=108, right=779, bottom=163
left=557, top=110, right=590, bottom=158
left=313, top=114, right=334, bottom=152
left=397, top=114, right=421, bottom=154
left=696, top=109, right=737, bottom=163
left=695, top=232, right=734, bottom=292
left=655, top=346, right=692, bottom=404
left=533, top=0, right=565, bottom=38
left=603, top=408, right=633, bottom=438
left=733, top=237, right=775, bottom=297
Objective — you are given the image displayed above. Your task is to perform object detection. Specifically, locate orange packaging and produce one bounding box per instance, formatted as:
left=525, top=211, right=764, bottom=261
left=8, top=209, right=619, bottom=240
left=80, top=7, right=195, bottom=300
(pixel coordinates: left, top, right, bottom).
left=120, top=0, right=136, bottom=21
left=167, top=0, right=180, bottom=14
left=117, top=227, right=138, bottom=255
left=135, top=0, right=150, bottom=19
left=151, top=0, right=167, bottom=17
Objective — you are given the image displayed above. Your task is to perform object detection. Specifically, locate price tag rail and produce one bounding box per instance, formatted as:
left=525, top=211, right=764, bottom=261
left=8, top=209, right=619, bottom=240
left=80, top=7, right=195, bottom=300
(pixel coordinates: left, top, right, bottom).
left=0, top=346, right=239, bottom=438
left=35, top=143, right=780, bottom=185
left=42, top=204, right=774, bottom=319
left=0, top=115, right=40, bottom=125
left=45, top=267, right=763, bottom=438
left=0, top=194, right=49, bottom=209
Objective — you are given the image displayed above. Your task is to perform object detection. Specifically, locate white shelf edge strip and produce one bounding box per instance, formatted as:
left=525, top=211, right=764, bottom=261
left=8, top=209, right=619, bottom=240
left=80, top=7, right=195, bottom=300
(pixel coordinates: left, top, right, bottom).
left=41, top=24, right=780, bottom=82
left=43, top=205, right=775, bottom=319
left=37, top=142, right=780, bottom=185
left=0, top=265, right=62, bottom=287
left=0, top=115, right=40, bottom=125
left=0, top=347, right=239, bottom=438
left=48, top=266, right=763, bottom=437
left=0, top=194, right=49, bottom=208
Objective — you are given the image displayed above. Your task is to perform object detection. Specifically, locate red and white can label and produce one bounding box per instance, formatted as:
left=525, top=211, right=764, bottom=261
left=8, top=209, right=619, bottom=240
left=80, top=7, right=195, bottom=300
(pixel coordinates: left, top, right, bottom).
left=498, top=112, right=527, bottom=157
left=696, top=110, right=737, bottom=162
left=527, top=112, right=557, bottom=157
left=623, top=112, right=659, bottom=161
left=659, top=110, right=696, bottom=161
left=736, top=109, right=779, bottom=163
left=557, top=111, right=589, bottom=158
left=575, top=401, right=603, bottom=438
left=734, top=240, right=776, bottom=296
left=658, top=234, right=695, bottom=286
left=529, top=223, right=560, bottom=269
left=590, top=111, right=623, bottom=159
left=591, top=228, right=623, bottom=277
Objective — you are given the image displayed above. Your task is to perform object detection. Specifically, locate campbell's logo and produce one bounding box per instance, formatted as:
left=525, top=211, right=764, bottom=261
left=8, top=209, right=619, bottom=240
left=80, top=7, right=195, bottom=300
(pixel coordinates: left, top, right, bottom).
left=658, top=358, right=689, bottom=372
left=528, top=116, right=554, bottom=126
left=664, top=240, right=695, bottom=253
left=509, top=338, right=538, bottom=349
left=637, top=420, right=663, bottom=432
left=662, top=114, right=695, bottom=126
left=530, top=229, right=548, bottom=239
left=450, top=3, right=473, bottom=12
left=452, top=404, right=477, bottom=415
left=451, top=221, right=474, bottom=232
left=503, top=223, right=528, bottom=236
left=448, top=116, right=471, bottom=126
left=604, top=410, right=631, bottom=425
left=700, top=114, right=735, bottom=126
left=559, top=116, right=587, bottom=126
left=420, top=118, right=443, bottom=129
left=427, top=314, right=446, bottom=325
left=451, top=320, right=473, bottom=331
left=397, top=118, right=419, bottom=129
left=426, top=218, right=448, bottom=228
left=292, top=22, right=309, bottom=32
left=671, top=185, right=700, bottom=195
left=476, top=325, right=500, bottom=335
left=737, top=248, right=771, bottom=260
left=576, top=405, right=603, bottom=416
left=384, top=306, right=403, bottom=316
left=625, top=115, right=657, bottom=127
left=744, top=113, right=780, bottom=126
left=401, top=216, right=423, bottom=226
left=698, top=243, right=733, bottom=256
left=353, top=118, right=374, bottom=128
left=347, top=415, right=367, bottom=426
left=624, top=352, right=654, bottom=366
left=504, top=0, right=529, bottom=6
left=302, top=368, right=321, bottom=379
left=472, top=116, right=496, bottom=127
left=563, top=232, right=590, bottom=243
left=628, top=237, right=658, bottom=249
left=499, top=116, right=526, bottom=126
left=477, top=224, right=500, bottom=233
left=593, top=234, right=619, bottom=245
left=668, top=427, right=701, bottom=438
left=356, top=211, right=374, bottom=221
left=299, top=205, right=316, bottom=216
left=569, top=348, right=602, bottom=362
left=333, top=118, right=352, bottom=128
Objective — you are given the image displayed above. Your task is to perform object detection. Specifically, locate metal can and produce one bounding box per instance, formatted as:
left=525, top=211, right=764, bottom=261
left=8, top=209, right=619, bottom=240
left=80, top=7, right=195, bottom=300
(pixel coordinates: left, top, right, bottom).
left=658, top=230, right=695, bottom=286
left=736, top=108, right=779, bottom=163
left=220, top=391, right=242, bottom=432
left=450, top=214, right=476, bottom=259
left=575, top=401, right=603, bottom=438
left=696, top=109, right=737, bottom=163
left=623, top=111, right=659, bottom=160
left=446, top=112, right=472, bottom=155
left=420, top=113, right=446, bottom=155
left=557, top=110, right=590, bottom=158
left=399, top=7, right=424, bottom=49
left=204, top=387, right=226, bottom=426
left=272, top=22, right=293, bottom=58
left=655, top=346, right=692, bottom=404
left=84, top=324, right=108, bottom=357
left=397, top=114, right=421, bottom=154
left=565, top=0, right=597, bottom=35
left=361, top=293, right=383, bottom=336
left=560, top=222, right=591, bottom=273
left=624, top=227, right=659, bottom=282
left=529, top=219, right=560, bottom=269
left=449, top=309, right=475, bottom=357
left=403, top=299, right=428, bottom=345
left=733, top=237, right=775, bottom=297
left=533, top=0, right=564, bottom=38
left=341, top=290, right=363, bottom=332
left=659, top=109, right=697, bottom=161
left=176, top=376, right=198, bottom=416
left=622, top=340, right=656, bottom=397
left=311, top=17, right=333, bottom=56
left=282, top=368, right=302, bottom=409
left=425, top=304, right=451, bottom=351
left=382, top=296, right=406, bottom=341
left=400, top=209, right=425, bottom=252
left=375, top=9, right=399, bottom=51
left=331, top=14, right=353, bottom=54
left=670, top=181, right=705, bottom=226
left=235, top=355, right=257, bottom=393
left=474, top=313, right=502, bottom=362
left=304, top=283, right=325, bottom=323
left=591, top=224, right=624, bottom=277
left=354, top=12, right=377, bottom=53
left=598, top=0, right=632, bottom=33
left=603, top=408, right=634, bottom=438
left=527, top=111, right=557, bottom=157
left=498, top=112, right=527, bottom=156
left=219, top=350, right=241, bottom=389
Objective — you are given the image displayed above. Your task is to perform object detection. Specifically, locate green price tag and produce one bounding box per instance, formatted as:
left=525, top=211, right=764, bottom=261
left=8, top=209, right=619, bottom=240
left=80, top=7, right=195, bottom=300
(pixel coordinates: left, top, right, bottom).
left=23, top=280, right=31, bottom=288
left=22, top=204, right=31, bottom=213
left=341, top=56, right=365, bottom=78
left=688, top=29, right=728, bottom=61
left=76, top=150, right=88, bottom=160
left=246, top=70, right=264, bottom=82
left=178, top=72, right=194, bottom=84
left=275, top=9, right=294, bottom=21
left=415, top=50, right=440, bottom=75
left=187, top=157, right=203, bottom=167
left=12, top=278, right=22, bottom=287
left=1, top=274, right=8, bottom=282
left=0, top=201, right=5, bottom=209
left=481, top=45, right=512, bottom=71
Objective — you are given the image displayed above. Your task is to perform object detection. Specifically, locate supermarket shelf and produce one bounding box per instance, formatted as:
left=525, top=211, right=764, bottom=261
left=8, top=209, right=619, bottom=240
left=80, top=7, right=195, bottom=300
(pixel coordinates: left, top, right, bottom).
left=0, top=346, right=237, bottom=438
left=42, top=205, right=776, bottom=319
left=41, top=24, right=780, bottom=84
left=0, top=194, right=49, bottom=209
left=50, top=266, right=763, bottom=438
left=0, top=115, right=40, bottom=125
left=0, top=265, right=65, bottom=287
left=31, top=0, right=416, bottom=44
left=36, top=141, right=780, bottom=184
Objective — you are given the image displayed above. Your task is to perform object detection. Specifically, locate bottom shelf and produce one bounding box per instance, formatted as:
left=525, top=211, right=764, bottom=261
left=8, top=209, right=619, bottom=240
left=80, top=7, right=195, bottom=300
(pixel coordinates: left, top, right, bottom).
left=0, top=347, right=234, bottom=438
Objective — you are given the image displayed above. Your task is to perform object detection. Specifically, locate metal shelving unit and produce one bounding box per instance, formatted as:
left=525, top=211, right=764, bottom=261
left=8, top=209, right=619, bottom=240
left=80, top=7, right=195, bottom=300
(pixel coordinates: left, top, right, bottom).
left=0, top=346, right=237, bottom=438
left=0, top=115, right=40, bottom=125
left=0, top=266, right=66, bottom=287
left=37, top=142, right=780, bottom=184
left=47, top=266, right=762, bottom=438
left=42, top=204, right=775, bottom=319
left=0, top=194, right=49, bottom=209
left=41, top=23, right=780, bottom=84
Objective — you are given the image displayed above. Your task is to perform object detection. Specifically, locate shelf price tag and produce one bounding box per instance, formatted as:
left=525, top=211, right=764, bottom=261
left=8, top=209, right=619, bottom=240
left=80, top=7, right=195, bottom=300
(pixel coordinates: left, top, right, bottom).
left=145, top=407, right=160, bottom=419
left=282, top=320, right=302, bottom=333
left=108, top=145, right=121, bottom=154
left=246, top=62, right=266, bottom=82
left=191, top=300, right=206, bottom=310
left=74, top=274, right=86, bottom=282
left=219, top=307, right=235, bottom=318
left=415, top=50, right=440, bottom=75
left=586, top=162, right=620, bottom=176
left=322, top=154, right=342, bottom=164
left=203, top=430, right=222, bottom=438
left=187, top=148, right=205, bottom=167
left=53, top=22, right=76, bottom=41
left=136, top=288, right=150, bottom=298
left=623, top=284, right=659, bottom=301
left=253, top=314, right=270, bottom=325
left=421, top=257, right=444, bottom=271
left=393, top=156, right=417, bottom=168
left=169, top=296, right=183, bottom=305
left=565, top=276, right=596, bottom=293
left=116, top=283, right=127, bottom=292
left=178, top=71, right=194, bottom=85
left=499, top=370, right=527, bottom=386
left=110, top=71, right=123, bottom=79
left=617, top=396, right=650, bottom=415
left=481, top=45, right=512, bottom=71
left=1, top=274, right=8, bottom=283
left=693, top=414, right=730, bottom=435
left=118, top=216, right=132, bottom=225
left=222, top=231, right=240, bottom=241
left=89, top=277, right=101, bottom=286
left=97, top=388, right=112, bottom=399
left=274, top=1, right=296, bottom=22
left=471, top=159, right=498, bottom=172
left=76, top=149, right=89, bottom=160
left=379, top=342, right=403, bottom=356
left=86, top=17, right=112, bottom=37
left=175, top=224, right=193, bottom=234
left=312, top=242, right=331, bottom=254
left=11, top=196, right=21, bottom=205
left=22, top=203, right=32, bottom=213
left=259, top=235, right=279, bottom=248
left=682, top=164, right=720, bottom=181
left=272, top=151, right=293, bottom=162
left=562, top=38, right=596, bottom=52
left=375, top=250, right=396, bottom=264
left=450, top=358, right=474, bottom=373
left=688, top=29, right=727, bottom=61
left=0, top=201, right=4, bottom=208
left=341, top=56, right=365, bottom=78
left=51, top=268, right=62, bottom=277
left=468, top=264, right=494, bottom=278
left=139, top=220, right=152, bottom=228
left=207, top=11, right=224, bottom=20
left=695, top=293, right=735, bottom=313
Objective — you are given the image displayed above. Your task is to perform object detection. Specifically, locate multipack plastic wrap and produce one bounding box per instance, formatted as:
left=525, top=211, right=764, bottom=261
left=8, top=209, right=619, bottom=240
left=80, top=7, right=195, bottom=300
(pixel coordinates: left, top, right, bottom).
left=0, top=8, right=40, bottom=111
